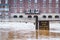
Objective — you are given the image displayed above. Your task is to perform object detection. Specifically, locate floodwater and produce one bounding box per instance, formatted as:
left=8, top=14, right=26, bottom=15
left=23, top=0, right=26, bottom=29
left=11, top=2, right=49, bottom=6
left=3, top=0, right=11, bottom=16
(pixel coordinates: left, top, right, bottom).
left=0, top=22, right=60, bottom=40
left=1, top=30, right=60, bottom=40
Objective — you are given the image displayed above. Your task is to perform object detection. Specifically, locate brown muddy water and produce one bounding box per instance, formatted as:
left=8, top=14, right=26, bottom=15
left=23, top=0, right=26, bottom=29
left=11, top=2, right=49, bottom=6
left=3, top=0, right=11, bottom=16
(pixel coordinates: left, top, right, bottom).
left=0, top=30, right=60, bottom=40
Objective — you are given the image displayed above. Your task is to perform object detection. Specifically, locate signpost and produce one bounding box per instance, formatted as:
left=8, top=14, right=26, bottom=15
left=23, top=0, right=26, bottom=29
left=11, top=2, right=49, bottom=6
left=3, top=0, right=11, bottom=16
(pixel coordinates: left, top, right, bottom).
left=39, top=21, right=49, bottom=36
left=39, top=21, right=49, bottom=30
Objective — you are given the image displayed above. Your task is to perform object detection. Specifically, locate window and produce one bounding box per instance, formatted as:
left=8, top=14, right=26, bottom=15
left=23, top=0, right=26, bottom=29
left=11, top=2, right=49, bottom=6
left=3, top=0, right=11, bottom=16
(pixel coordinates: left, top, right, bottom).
left=28, top=0, right=31, bottom=4
left=0, top=0, right=1, bottom=4
left=43, top=0, right=46, bottom=3
left=43, top=0, right=46, bottom=8
left=20, top=0, right=23, bottom=8
left=14, top=0, right=16, bottom=3
left=55, top=3, right=59, bottom=13
left=28, top=0, right=31, bottom=3
left=43, top=0, right=46, bottom=1
left=28, top=0, right=31, bottom=9
left=56, top=4, right=59, bottom=8
left=34, top=0, right=37, bottom=10
left=43, top=0, right=46, bottom=2
left=43, top=4, right=46, bottom=8
left=26, top=9, right=31, bottom=13
left=56, top=0, right=59, bottom=3
left=35, top=0, right=37, bottom=3
left=49, top=0, right=52, bottom=3
left=5, top=0, right=8, bottom=4
left=14, top=0, right=16, bottom=7
left=28, top=0, right=31, bottom=2
left=20, top=0, right=23, bottom=12
left=20, top=3, right=23, bottom=8
left=34, top=9, right=39, bottom=13
left=49, top=0, right=52, bottom=9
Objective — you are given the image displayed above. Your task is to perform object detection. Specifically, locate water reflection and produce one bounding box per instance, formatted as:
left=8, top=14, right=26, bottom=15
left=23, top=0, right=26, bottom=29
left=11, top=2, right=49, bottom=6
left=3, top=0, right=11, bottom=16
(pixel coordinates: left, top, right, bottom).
left=0, top=29, right=60, bottom=40
left=8, top=30, right=36, bottom=40
left=0, top=21, right=60, bottom=40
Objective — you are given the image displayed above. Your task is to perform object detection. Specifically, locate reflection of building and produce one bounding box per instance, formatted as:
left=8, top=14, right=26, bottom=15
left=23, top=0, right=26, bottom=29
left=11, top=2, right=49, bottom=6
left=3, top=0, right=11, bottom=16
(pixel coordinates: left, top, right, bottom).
left=0, top=0, right=60, bottom=20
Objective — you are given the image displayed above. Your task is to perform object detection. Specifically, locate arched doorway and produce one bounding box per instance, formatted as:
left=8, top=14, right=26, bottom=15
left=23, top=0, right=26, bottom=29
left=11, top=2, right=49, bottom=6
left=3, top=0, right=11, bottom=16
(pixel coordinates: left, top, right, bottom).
left=48, top=15, right=52, bottom=18
left=28, top=15, right=32, bottom=18
left=55, top=15, right=59, bottom=18
left=19, top=15, right=23, bottom=18
left=43, top=15, right=46, bottom=18
left=34, top=15, right=38, bottom=18
left=13, top=15, right=17, bottom=18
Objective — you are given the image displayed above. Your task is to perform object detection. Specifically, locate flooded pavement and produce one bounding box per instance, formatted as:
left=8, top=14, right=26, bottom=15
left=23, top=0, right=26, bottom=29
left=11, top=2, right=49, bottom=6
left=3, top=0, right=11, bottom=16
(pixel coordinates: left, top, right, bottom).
left=0, top=22, right=60, bottom=40
left=8, top=30, right=60, bottom=40
left=0, top=29, right=60, bottom=40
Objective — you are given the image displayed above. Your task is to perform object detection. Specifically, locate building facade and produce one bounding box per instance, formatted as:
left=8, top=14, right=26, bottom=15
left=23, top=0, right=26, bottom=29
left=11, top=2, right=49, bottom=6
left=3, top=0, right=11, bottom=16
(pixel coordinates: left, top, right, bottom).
left=0, top=0, right=60, bottom=19
left=8, top=0, right=60, bottom=13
